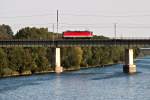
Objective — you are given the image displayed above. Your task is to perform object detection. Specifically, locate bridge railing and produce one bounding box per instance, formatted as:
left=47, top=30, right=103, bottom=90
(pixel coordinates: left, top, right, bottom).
left=0, top=38, right=150, bottom=47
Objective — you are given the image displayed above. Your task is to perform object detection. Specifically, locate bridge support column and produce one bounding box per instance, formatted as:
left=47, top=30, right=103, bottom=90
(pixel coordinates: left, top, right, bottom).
left=52, top=48, right=63, bottom=73
left=123, top=49, right=136, bottom=73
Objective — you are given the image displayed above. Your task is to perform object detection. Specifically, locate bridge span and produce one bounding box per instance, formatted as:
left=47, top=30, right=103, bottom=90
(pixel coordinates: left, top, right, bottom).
left=0, top=39, right=148, bottom=73
left=0, top=39, right=149, bottom=47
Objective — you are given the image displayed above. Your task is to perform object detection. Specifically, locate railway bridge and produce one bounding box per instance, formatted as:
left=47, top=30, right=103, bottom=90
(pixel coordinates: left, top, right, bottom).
left=0, top=39, right=150, bottom=73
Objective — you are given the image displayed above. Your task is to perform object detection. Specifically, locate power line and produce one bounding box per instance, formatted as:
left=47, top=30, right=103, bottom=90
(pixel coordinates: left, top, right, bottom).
left=0, top=13, right=55, bottom=19
left=7, top=22, right=56, bottom=26
left=2, top=12, right=150, bottom=19
left=4, top=22, right=150, bottom=29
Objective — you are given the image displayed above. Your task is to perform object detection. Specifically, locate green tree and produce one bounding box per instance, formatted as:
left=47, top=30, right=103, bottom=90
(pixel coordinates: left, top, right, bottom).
left=72, top=47, right=83, bottom=66
left=61, top=48, right=70, bottom=68
left=8, top=47, right=25, bottom=73
left=0, top=24, right=13, bottom=39
left=15, top=27, right=53, bottom=39
left=0, top=48, right=8, bottom=75
left=0, top=24, right=13, bottom=35
left=100, top=46, right=112, bottom=64
left=81, top=47, right=93, bottom=67
left=32, top=48, right=49, bottom=72
left=90, top=47, right=102, bottom=65
left=22, top=48, right=37, bottom=73
left=62, top=47, right=83, bottom=69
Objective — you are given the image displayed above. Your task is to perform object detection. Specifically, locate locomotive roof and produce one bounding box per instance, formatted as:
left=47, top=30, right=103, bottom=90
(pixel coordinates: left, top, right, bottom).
left=63, top=31, right=92, bottom=32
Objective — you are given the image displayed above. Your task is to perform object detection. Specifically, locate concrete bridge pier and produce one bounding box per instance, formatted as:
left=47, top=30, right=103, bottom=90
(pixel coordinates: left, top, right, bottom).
left=52, top=48, right=63, bottom=73
left=123, top=49, right=136, bottom=73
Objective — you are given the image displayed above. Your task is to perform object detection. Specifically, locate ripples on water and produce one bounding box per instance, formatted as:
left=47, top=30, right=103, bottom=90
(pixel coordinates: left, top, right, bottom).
left=1, top=57, right=150, bottom=100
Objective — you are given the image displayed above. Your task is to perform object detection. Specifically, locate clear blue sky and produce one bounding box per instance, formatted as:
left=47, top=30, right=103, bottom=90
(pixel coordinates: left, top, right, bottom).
left=1, top=0, right=150, bottom=37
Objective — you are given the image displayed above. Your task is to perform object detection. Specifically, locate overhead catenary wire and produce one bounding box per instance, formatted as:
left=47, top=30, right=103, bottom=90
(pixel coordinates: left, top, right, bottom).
left=0, top=13, right=56, bottom=19
left=2, top=12, right=150, bottom=19
left=6, top=22, right=150, bottom=29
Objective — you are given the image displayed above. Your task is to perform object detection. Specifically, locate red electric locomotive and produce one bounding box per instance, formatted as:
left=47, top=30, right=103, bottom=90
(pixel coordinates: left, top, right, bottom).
left=63, top=31, right=93, bottom=38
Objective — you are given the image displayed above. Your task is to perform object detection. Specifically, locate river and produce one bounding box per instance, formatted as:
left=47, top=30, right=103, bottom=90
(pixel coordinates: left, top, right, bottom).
left=0, top=56, right=150, bottom=100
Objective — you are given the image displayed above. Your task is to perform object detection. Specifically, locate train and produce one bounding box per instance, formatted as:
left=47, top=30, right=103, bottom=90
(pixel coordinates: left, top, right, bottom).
left=63, top=31, right=93, bottom=38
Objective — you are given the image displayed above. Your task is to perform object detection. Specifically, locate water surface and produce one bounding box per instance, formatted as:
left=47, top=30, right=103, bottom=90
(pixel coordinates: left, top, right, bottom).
left=0, top=57, right=150, bottom=100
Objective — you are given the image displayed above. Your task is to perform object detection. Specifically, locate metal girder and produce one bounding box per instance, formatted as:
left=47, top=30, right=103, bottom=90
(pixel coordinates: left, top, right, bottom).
left=0, top=39, right=150, bottom=47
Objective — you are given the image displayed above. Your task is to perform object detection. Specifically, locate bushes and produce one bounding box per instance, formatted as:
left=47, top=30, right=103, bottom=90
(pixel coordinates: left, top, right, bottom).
left=0, top=45, right=132, bottom=76
left=0, top=67, right=15, bottom=76
left=0, top=47, right=52, bottom=76
left=61, top=47, right=83, bottom=69
left=0, top=48, right=8, bottom=76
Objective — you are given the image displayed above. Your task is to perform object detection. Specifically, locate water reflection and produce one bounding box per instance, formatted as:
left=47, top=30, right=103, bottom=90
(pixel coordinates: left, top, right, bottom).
left=53, top=75, right=64, bottom=100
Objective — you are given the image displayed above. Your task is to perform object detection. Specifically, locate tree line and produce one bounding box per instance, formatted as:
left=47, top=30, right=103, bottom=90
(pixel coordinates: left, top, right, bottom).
left=0, top=24, right=139, bottom=77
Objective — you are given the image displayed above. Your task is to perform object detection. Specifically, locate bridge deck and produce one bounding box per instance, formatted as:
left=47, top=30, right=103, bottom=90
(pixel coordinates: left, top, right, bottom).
left=0, top=39, right=149, bottom=47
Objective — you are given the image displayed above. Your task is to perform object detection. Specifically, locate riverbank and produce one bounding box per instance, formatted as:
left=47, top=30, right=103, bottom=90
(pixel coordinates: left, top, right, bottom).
left=0, top=63, right=119, bottom=78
